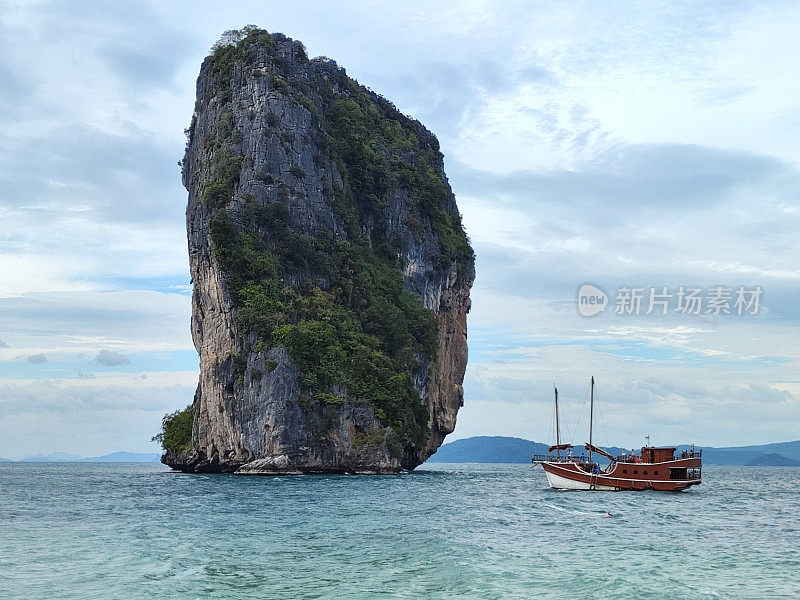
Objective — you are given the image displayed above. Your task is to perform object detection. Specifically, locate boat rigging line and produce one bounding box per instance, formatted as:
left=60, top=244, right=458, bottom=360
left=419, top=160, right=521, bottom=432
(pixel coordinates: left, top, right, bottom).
left=594, top=383, right=611, bottom=450
left=568, top=384, right=590, bottom=447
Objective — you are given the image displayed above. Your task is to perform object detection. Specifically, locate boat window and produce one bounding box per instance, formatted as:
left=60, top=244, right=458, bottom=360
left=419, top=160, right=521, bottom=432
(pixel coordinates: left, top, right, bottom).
left=643, top=470, right=647, bottom=475
left=622, top=469, right=627, bottom=474
left=633, top=470, right=638, bottom=474
left=653, top=471, right=658, bottom=475
left=670, top=467, right=688, bottom=480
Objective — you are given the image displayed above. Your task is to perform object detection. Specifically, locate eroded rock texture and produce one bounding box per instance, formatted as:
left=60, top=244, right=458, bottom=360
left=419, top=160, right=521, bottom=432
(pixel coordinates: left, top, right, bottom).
left=163, top=27, right=474, bottom=474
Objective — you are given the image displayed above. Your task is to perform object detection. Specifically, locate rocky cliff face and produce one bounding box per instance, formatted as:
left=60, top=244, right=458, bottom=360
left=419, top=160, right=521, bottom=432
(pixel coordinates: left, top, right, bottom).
left=163, top=27, right=474, bottom=474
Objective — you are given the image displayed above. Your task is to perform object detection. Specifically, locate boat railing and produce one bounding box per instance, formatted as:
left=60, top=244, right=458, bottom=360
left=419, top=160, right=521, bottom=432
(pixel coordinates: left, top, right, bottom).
left=532, top=454, right=589, bottom=463
left=615, top=455, right=637, bottom=463
left=677, top=449, right=702, bottom=459
left=613, top=448, right=702, bottom=463
left=534, top=448, right=702, bottom=464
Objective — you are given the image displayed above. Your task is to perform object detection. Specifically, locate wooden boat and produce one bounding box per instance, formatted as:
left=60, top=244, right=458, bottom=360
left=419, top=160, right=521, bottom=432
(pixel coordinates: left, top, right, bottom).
left=532, top=377, right=701, bottom=491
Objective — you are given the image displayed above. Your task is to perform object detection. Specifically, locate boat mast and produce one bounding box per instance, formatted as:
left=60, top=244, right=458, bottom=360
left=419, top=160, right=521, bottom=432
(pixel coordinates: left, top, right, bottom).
left=588, top=376, right=594, bottom=464
left=554, top=385, right=560, bottom=459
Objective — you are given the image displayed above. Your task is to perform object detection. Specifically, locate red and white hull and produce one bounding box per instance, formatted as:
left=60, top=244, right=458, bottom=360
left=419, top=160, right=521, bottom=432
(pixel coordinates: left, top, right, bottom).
left=544, top=467, right=617, bottom=491
left=540, top=458, right=701, bottom=492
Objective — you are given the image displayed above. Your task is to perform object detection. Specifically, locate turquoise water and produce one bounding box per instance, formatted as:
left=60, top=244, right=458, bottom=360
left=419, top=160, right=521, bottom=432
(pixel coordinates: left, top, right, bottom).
left=1, top=463, right=798, bottom=599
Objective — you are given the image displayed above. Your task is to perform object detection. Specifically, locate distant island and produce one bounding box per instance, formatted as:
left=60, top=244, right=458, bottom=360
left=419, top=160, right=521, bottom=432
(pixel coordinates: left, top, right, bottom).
left=745, top=453, right=800, bottom=466
left=424, top=436, right=800, bottom=466
left=1, top=451, right=161, bottom=463
left=4, top=438, right=799, bottom=466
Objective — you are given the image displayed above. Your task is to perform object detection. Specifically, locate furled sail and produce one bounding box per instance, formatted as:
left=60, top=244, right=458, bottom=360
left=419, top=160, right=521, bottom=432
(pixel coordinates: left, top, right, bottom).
left=548, top=443, right=574, bottom=452
left=584, top=443, right=615, bottom=461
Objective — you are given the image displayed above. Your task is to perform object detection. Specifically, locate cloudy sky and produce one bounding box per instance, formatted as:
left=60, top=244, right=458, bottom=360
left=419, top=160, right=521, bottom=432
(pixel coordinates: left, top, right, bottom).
left=1, top=1, right=799, bottom=456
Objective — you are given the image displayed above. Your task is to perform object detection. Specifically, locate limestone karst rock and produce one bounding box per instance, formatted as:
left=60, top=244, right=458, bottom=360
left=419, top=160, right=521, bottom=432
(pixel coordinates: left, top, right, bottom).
left=162, top=27, right=474, bottom=474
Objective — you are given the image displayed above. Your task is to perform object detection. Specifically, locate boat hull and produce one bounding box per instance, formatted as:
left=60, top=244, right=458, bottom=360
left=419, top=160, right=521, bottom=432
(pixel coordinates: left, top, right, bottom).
left=540, top=459, right=701, bottom=492
left=544, top=468, right=616, bottom=491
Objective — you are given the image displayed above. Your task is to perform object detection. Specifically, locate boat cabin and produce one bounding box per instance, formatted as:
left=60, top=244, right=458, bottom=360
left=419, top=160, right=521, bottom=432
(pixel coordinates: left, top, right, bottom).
left=641, top=446, right=675, bottom=463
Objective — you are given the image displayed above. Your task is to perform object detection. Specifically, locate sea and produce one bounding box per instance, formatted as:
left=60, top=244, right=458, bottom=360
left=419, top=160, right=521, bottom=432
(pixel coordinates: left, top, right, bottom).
left=0, top=463, right=797, bottom=600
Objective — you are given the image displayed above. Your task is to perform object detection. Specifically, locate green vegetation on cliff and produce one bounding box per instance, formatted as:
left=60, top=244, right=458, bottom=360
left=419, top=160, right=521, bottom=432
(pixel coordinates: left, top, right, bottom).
left=153, top=406, right=193, bottom=452
left=318, top=86, right=473, bottom=276
left=202, top=26, right=472, bottom=276
left=210, top=201, right=435, bottom=447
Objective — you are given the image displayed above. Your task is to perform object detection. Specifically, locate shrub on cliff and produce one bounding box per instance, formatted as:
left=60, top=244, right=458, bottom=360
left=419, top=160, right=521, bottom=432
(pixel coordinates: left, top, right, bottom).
left=153, top=406, right=193, bottom=452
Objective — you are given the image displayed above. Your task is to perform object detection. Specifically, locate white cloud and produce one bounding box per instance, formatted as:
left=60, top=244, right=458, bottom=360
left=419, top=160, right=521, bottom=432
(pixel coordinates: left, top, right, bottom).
left=95, top=350, right=131, bottom=366
left=459, top=344, right=800, bottom=448
left=459, top=288, right=800, bottom=446
left=0, top=290, right=193, bottom=355
left=0, top=371, right=197, bottom=456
